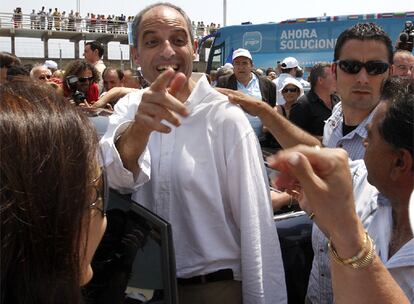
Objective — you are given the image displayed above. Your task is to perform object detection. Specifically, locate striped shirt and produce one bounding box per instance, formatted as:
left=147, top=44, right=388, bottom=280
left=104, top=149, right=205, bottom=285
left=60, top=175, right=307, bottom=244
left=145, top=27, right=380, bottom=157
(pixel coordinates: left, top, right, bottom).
left=322, top=102, right=376, bottom=160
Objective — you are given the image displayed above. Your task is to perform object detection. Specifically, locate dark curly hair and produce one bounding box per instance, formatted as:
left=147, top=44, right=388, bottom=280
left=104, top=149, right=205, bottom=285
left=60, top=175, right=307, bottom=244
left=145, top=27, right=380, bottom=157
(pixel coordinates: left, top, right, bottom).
left=63, top=59, right=100, bottom=85
left=378, top=77, right=413, bottom=161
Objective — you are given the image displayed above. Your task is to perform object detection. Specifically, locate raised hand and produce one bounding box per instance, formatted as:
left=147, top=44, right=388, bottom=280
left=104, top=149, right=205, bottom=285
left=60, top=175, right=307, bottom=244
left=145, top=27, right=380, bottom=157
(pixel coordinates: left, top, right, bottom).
left=135, top=68, right=189, bottom=134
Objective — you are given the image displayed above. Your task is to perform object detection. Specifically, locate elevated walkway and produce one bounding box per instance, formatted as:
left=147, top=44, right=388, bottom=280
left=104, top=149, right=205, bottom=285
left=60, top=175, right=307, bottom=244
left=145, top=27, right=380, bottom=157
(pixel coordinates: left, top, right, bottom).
left=0, top=12, right=128, bottom=59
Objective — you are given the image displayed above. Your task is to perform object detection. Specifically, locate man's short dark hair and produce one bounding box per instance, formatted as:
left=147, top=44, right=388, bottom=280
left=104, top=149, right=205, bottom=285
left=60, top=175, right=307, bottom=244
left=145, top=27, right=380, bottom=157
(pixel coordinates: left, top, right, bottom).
left=309, top=62, right=331, bottom=88
left=131, top=2, right=194, bottom=49
left=102, top=67, right=124, bottom=81
left=378, top=77, right=413, bottom=161
left=334, top=23, right=393, bottom=64
left=0, top=52, right=21, bottom=68
left=85, top=41, right=104, bottom=58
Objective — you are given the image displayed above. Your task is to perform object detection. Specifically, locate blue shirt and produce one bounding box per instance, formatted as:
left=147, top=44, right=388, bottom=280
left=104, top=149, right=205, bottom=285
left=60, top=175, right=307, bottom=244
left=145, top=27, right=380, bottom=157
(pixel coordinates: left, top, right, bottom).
left=237, top=73, right=265, bottom=141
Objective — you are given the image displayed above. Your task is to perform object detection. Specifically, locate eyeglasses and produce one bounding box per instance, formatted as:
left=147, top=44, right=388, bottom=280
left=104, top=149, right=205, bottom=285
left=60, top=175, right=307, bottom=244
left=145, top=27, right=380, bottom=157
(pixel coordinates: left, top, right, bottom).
left=395, top=65, right=414, bottom=73
left=282, top=87, right=299, bottom=94
left=335, top=60, right=389, bottom=75
left=88, top=168, right=108, bottom=217
left=38, top=75, right=51, bottom=80
left=78, top=76, right=93, bottom=83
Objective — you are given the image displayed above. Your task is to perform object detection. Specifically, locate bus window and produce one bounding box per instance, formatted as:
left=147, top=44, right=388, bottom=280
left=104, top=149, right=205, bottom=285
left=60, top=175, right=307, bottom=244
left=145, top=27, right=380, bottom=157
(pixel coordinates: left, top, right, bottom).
left=207, top=42, right=224, bottom=73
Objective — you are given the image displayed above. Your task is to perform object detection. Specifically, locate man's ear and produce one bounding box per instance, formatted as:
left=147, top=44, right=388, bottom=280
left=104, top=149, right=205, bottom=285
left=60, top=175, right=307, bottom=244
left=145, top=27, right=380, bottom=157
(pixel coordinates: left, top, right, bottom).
left=391, top=148, right=413, bottom=180
left=192, top=41, right=197, bottom=60
left=131, top=47, right=141, bottom=65
left=332, top=63, right=337, bottom=80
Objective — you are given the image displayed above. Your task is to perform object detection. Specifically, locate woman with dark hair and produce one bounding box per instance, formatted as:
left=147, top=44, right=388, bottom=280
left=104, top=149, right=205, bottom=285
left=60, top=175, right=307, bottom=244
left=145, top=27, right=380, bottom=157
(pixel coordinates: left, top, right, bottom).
left=63, top=59, right=100, bottom=104
left=0, top=81, right=107, bottom=303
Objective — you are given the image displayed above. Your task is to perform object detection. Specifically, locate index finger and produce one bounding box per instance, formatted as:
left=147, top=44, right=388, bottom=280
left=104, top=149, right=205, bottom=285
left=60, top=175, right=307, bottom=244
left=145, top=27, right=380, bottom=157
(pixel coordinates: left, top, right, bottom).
left=150, top=68, right=176, bottom=92
left=215, top=87, right=236, bottom=96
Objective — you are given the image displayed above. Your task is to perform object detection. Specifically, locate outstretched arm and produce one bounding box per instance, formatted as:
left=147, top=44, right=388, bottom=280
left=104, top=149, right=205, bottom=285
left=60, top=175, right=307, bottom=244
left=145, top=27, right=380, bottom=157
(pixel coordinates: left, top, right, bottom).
left=268, top=146, right=409, bottom=304
left=217, top=88, right=320, bottom=148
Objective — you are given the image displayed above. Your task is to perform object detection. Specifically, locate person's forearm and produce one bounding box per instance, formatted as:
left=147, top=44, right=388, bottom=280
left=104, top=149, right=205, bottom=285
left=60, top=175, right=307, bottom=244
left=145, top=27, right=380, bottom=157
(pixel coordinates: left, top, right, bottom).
left=116, top=122, right=151, bottom=178
left=332, top=255, right=409, bottom=304
left=261, top=108, right=320, bottom=148
left=330, top=222, right=409, bottom=304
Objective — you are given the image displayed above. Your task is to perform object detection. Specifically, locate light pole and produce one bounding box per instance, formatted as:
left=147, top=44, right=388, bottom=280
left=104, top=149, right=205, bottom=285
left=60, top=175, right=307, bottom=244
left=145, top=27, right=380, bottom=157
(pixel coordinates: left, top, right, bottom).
left=119, top=46, right=124, bottom=70
left=223, top=0, right=227, bottom=26
left=76, top=0, right=80, bottom=13
left=59, top=43, right=62, bottom=68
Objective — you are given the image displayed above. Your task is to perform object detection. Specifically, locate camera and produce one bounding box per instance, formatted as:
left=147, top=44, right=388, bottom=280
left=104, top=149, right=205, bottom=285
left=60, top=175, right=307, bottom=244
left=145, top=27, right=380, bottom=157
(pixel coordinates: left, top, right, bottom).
left=396, top=21, right=414, bottom=52
left=65, top=75, right=86, bottom=104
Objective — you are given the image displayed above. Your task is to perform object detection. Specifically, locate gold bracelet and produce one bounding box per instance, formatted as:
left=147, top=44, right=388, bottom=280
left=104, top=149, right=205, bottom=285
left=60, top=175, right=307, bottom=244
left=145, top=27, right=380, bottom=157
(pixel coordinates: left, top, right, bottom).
left=328, top=232, right=375, bottom=269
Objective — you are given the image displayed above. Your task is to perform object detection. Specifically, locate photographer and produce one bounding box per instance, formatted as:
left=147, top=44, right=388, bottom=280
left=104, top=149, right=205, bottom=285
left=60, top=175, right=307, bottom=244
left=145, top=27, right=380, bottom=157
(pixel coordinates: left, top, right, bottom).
left=62, top=60, right=100, bottom=105
left=396, top=21, right=414, bottom=53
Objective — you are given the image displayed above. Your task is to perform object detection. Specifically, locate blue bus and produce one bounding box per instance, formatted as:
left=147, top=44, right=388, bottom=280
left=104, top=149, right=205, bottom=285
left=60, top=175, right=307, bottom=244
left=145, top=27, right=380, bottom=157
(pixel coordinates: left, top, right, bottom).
left=205, top=12, right=414, bottom=74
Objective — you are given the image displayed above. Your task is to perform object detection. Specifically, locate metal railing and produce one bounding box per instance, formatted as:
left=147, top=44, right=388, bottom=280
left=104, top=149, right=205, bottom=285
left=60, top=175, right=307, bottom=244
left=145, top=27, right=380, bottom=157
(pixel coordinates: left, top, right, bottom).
left=0, top=12, right=129, bottom=34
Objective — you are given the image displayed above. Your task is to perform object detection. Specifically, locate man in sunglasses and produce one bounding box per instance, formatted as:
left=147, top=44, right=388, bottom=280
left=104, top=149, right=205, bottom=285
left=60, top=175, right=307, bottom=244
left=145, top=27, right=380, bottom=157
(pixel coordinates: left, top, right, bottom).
left=62, top=59, right=100, bottom=104
left=30, top=64, right=52, bottom=83
left=219, top=22, right=394, bottom=304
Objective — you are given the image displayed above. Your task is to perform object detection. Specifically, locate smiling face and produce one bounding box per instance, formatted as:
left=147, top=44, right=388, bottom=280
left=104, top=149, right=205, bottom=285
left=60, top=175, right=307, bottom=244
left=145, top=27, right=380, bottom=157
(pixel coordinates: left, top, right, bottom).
left=281, top=84, right=300, bottom=104
left=132, top=5, right=195, bottom=83
left=334, top=39, right=390, bottom=112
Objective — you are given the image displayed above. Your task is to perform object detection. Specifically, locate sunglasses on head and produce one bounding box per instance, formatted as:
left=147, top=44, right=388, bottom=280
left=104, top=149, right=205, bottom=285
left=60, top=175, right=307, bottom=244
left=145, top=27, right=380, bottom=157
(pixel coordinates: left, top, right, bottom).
left=39, top=75, right=51, bottom=80
left=88, top=168, right=108, bottom=217
left=282, top=87, right=299, bottom=94
left=335, top=60, right=389, bottom=76
left=78, top=76, right=93, bottom=83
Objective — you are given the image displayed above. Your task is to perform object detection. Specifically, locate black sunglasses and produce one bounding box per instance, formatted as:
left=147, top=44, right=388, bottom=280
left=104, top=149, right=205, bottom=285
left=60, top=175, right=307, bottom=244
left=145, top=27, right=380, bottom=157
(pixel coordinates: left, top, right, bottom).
left=335, top=60, right=389, bottom=76
left=79, top=76, right=93, bottom=83
left=88, top=168, right=108, bottom=217
left=282, top=87, right=299, bottom=94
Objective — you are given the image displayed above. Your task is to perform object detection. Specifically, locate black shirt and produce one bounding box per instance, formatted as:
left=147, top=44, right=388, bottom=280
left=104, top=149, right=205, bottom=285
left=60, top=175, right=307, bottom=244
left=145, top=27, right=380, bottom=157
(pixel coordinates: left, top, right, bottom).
left=289, top=90, right=339, bottom=136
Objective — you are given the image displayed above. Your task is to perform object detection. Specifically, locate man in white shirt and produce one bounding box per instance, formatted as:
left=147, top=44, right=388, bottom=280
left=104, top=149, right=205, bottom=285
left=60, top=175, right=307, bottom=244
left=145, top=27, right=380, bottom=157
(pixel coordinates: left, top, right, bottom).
left=84, top=40, right=106, bottom=93
left=100, top=3, right=286, bottom=304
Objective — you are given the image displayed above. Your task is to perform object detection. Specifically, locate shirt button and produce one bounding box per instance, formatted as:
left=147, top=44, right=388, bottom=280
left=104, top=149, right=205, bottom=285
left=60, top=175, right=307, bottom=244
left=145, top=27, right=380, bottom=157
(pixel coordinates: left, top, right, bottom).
left=320, top=249, right=324, bottom=252
left=321, top=274, right=325, bottom=277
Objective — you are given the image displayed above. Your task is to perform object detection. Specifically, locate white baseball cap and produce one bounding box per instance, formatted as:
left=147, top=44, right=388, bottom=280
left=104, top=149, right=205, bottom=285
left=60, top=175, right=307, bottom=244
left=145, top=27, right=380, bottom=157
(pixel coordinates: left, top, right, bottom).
left=281, top=57, right=299, bottom=69
left=44, top=60, right=58, bottom=70
left=232, top=48, right=252, bottom=62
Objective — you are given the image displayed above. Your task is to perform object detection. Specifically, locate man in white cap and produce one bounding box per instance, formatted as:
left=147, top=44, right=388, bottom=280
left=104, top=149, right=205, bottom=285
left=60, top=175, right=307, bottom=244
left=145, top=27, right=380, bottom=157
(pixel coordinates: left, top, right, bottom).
left=217, top=48, right=276, bottom=145
left=273, top=56, right=301, bottom=105
left=44, top=60, right=58, bottom=74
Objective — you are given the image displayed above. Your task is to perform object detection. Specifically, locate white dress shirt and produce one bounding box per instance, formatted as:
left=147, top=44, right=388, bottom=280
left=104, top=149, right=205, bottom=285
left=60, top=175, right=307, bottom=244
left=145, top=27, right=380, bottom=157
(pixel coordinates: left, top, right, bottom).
left=100, top=76, right=287, bottom=304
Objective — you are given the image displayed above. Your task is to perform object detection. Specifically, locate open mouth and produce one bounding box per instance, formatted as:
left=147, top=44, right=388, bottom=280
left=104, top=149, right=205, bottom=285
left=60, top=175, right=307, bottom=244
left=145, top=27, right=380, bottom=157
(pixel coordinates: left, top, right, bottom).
left=156, top=64, right=179, bottom=72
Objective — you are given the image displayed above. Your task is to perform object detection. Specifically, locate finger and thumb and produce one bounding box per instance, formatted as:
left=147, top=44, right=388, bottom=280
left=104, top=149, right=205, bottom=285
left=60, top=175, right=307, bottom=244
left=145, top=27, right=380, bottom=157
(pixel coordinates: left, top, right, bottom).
left=285, top=152, right=324, bottom=199
left=150, top=68, right=176, bottom=92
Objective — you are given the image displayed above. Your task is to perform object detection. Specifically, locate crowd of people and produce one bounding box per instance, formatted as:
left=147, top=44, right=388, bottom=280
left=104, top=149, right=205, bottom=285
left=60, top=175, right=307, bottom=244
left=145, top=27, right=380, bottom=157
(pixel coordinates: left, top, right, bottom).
left=10, top=6, right=219, bottom=38
left=1, top=2, right=414, bottom=304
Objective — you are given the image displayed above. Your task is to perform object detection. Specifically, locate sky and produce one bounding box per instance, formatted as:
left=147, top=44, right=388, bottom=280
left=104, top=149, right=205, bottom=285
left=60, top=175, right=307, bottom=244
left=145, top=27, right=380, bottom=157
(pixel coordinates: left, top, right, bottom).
left=1, top=0, right=413, bottom=59
left=3, top=0, right=413, bottom=26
